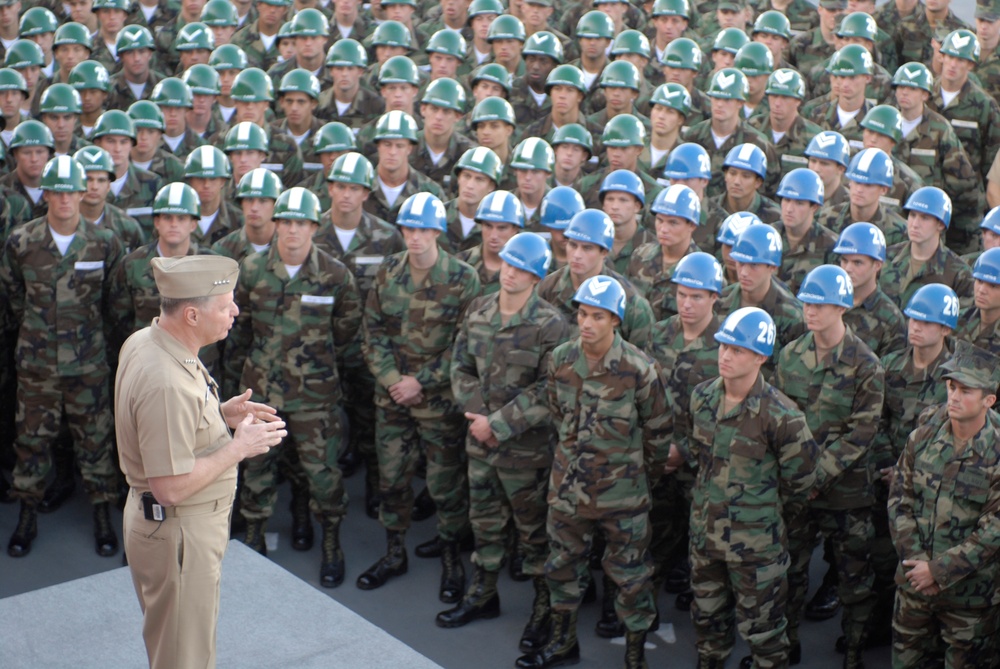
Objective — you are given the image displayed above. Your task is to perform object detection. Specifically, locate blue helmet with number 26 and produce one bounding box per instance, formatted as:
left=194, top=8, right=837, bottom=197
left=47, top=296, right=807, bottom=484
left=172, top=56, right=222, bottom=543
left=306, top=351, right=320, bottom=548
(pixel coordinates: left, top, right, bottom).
left=714, top=306, right=776, bottom=357
left=729, top=222, right=782, bottom=266
left=797, top=264, right=854, bottom=309
left=903, top=283, right=959, bottom=329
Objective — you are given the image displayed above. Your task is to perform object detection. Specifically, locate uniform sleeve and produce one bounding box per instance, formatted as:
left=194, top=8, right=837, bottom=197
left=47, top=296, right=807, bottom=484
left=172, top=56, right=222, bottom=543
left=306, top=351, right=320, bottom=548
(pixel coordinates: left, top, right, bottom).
left=222, top=260, right=254, bottom=399
left=0, top=235, right=23, bottom=328
left=928, top=466, right=1000, bottom=590
left=412, top=270, right=482, bottom=390
left=332, top=269, right=363, bottom=359
left=774, top=406, right=819, bottom=512
left=621, top=292, right=654, bottom=350
left=638, top=360, right=673, bottom=472
left=450, top=314, right=488, bottom=416
left=888, top=426, right=931, bottom=564
left=105, top=255, right=135, bottom=361
left=362, top=268, right=404, bottom=390
left=101, top=234, right=126, bottom=364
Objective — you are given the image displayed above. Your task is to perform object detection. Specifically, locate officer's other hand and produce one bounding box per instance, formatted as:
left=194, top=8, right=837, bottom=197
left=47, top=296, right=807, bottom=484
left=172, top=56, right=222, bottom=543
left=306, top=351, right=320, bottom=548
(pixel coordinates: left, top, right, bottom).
left=465, top=412, right=496, bottom=444
left=390, top=376, right=423, bottom=406
left=222, top=389, right=280, bottom=429
left=233, top=413, right=287, bottom=459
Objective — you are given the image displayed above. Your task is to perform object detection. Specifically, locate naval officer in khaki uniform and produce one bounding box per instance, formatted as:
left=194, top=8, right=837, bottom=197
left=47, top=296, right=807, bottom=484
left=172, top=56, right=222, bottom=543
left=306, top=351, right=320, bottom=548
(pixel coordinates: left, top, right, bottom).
left=115, top=255, right=287, bottom=669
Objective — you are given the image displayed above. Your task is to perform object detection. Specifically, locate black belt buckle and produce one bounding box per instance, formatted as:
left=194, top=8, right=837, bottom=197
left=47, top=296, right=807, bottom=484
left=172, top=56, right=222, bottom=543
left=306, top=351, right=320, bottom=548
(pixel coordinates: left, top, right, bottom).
left=141, top=492, right=165, bottom=521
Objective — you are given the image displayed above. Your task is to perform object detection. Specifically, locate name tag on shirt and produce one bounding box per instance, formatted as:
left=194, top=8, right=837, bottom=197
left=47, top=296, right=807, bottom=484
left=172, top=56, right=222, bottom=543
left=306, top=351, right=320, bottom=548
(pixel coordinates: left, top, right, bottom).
left=911, top=148, right=936, bottom=157
left=303, top=162, right=323, bottom=171
left=75, top=261, right=104, bottom=271
left=951, top=119, right=979, bottom=130
left=848, top=140, right=864, bottom=151
left=301, top=295, right=335, bottom=305
left=781, top=155, right=808, bottom=165
left=261, top=163, right=284, bottom=172
left=354, top=255, right=384, bottom=265
left=126, top=207, right=153, bottom=218
left=879, top=196, right=900, bottom=208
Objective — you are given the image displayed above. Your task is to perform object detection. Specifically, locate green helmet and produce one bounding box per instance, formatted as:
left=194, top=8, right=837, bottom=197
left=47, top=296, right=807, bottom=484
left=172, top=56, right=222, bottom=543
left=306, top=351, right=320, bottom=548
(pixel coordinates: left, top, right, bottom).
left=551, top=123, right=594, bottom=157
left=651, top=0, right=690, bottom=18
left=115, top=25, right=155, bottom=53
left=426, top=29, right=467, bottom=60
left=510, top=137, right=555, bottom=172
left=660, top=37, right=702, bottom=71
left=127, top=100, right=165, bottom=130
left=523, top=31, right=564, bottom=63
left=487, top=15, right=526, bottom=42
left=175, top=22, right=215, bottom=52
left=54, top=22, right=93, bottom=51
left=92, top=110, right=136, bottom=140
left=210, top=43, right=248, bottom=70
left=752, top=10, right=791, bottom=40
left=611, top=30, right=651, bottom=59
left=860, top=104, right=903, bottom=143
left=374, top=110, right=419, bottom=143
left=327, top=151, right=375, bottom=188
left=224, top=121, right=269, bottom=153
left=5, top=40, right=44, bottom=69
left=236, top=168, right=283, bottom=200
left=650, top=82, right=692, bottom=117
left=421, top=77, right=467, bottom=112
left=836, top=11, right=878, bottom=42
left=181, top=63, right=221, bottom=95
left=277, top=21, right=295, bottom=43
left=713, top=27, right=750, bottom=54
left=471, top=63, right=513, bottom=94
left=40, top=156, right=86, bottom=192
left=827, top=44, right=874, bottom=76
left=471, top=96, right=516, bottom=127
left=940, top=29, right=981, bottom=64
left=378, top=55, right=420, bottom=86
left=765, top=68, right=806, bottom=99
left=576, top=10, right=614, bottom=40
left=274, top=187, right=321, bottom=223
left=467, top=0, right=504, bottom=20
left=602, top=113, right=646, bottom=147
left=151, top=77, right=194, bottom=108
left=706, top=67, right=749, bottom=100
left=734, top=42, right=774, bottom=77
left=74, top=146, right=116, bottom=177
left=290, top=8, right=330, bottom=37
left=93, top=0, right=130, bottom=10
left=40, top=83, right=82, bottom=115
left=185, top=145, right=232, bottom=179
left=381, top=0, right=416, bottom=6
left=325, top=38, right=368, bottom=68
left=0, top=68, right=28, bottom=95
left=892, top=61, right=933, bottom=92
left=313, top=121, right=357, bottom=154
left=545, top=64, right=587, bottom=94
left=279, top=68, right=321, bottom=99
left=200, top=0, right=239, bottom=27
left=231, top=67, right=274, bottom=101
left=454, top=146, right=503, bottom=184
left=600, top=60, right=641, bottom=90
left=153, top=182, right=201, bottom=217
left=10, top=120, right=55, bottom=150
left=19, top=7, right=58, bottom=37
left=370, top=21, right=413, bottom=49
left=69, top=60, right=112, bottom=92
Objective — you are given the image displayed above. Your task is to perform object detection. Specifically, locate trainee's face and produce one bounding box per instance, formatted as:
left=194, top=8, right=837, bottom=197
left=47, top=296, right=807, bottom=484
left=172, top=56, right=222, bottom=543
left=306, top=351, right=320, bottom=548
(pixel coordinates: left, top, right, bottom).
left=240, top=196, right=276, bottom=228
left=154, top=213, right=198, bottom=245
left=566, top=239, right=605, bottom=277
left=675, top=284, right=716, bottom=325
left=576, top=303, right=618, bottom=343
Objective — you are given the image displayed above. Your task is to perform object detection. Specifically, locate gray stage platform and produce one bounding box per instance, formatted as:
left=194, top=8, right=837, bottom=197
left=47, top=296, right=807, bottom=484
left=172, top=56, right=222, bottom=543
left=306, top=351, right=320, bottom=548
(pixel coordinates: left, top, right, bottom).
left=0, top=541, right=443, bottom=669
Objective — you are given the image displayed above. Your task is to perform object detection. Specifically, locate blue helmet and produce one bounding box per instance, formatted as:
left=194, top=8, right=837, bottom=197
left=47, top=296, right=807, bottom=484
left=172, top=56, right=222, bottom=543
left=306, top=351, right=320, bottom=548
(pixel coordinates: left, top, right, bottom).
left=903, top=283, right=959, bottom=329
left=797, top=264, right=854, bottom=309
left=475, top=190, right=525, bottom=227
left=714, top=306, right=776, bottom=356
left=833, top=222, right=887, bottom=262
left=396, top=192, right=447, bottom=231
left=599, top=169, right=645, bottom=205
left=776, top=167, right=825, bottom=206
left=973, top=247, right=1000, bottom=285
left=729, top=222, right=782, bottom=266
left=573, top=275, right=627, bottom=319
left=565, top=209, right=615, bottom=251
left=723, top=142, right=767, bottom=180
left=903, top=186, right=952, bottom=229
left=804, top=130, right=851, bottom=167
left=980, top=206, right=1000, bottom=235
left=663, top=142, right=711, bottom=181
left=499, top=232, right=552, bottom=279
left=650, top=183, right=701, bottom=225
left=717, top=211, right=762, bottom=246
left=671, top=251, right=724, bottom=294
left=846, top=147, right=894, bottom=188
left=540, top=186, right=585, bottom=230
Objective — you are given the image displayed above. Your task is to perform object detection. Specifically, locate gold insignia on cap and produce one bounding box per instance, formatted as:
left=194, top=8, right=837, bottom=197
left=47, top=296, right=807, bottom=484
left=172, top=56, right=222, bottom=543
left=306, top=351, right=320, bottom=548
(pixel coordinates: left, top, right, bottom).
left=151, top=255, right=240, bottom=299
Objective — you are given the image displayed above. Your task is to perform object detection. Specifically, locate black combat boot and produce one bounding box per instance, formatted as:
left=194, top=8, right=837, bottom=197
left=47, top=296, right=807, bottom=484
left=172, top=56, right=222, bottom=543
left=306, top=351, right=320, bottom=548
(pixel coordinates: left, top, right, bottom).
left=665, top=559, right=690, bottom=593
left=519, top=577, right=551, bottom=653
left=696, top=657, right=725, bottom=669
left=319, top=517, right=345, bottom=588
left=243, top=519, right=267, bottom=555
left=595, top=573, right=625, bottom=638
left=805, top=563, right=840, bottom=620
left=515, top=609, right=580, bottom=669
left=7, top=502, right=38, bottom=558
left=624, top=629, right=648, bottom=669
left=93, top=502, right=119, bottom=557
left=289, top=484, right=314, bottom=552
left=435, top=566, right=500, bottom=628
left=39, top=441, right=75, bottom=513
left=356, top=530, right=408, bottom=590
left=439, top=539, right=466, bottom=603
left=843, top=646, right=865, bottom=669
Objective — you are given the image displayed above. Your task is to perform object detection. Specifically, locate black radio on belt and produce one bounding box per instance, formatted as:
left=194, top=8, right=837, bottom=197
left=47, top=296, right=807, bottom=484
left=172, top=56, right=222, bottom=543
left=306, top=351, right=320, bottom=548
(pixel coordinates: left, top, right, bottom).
left=142, top=492, right=166, bottom=521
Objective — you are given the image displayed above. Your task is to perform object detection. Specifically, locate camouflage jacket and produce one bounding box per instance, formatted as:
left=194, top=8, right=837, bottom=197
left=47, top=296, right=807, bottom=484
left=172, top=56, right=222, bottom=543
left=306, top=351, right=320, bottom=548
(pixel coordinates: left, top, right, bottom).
left=89, top=202, right=146, bottom=255
left=211, top=229, right=270, bottom=264
left=105, top=70, right=163, bottom=113
left=806, top=62, right=892, bottom=109
left=815, top=201, right=908, bottom=248
left=451, top=290, right=569, bottom=468
left=774, top=328, right=884, bottom=509
left=719, top=277, right=806, bottom=368
left=774, top=219, right=839, bottom=295
left=624, top=239, right=700, bottom=322
left=262, top=126, right=305, bottom=193
left=191, top=200, right=244, bottom=248
left=270, top=116, right=327, bottom=182
left=893, top=7, right=971, bottom=67
left=748, top=113, right=822, bottom=182
left=142, top=147, right=186, bottom=185
left=411, top=131, right=477, bottom=197
left=315, top=85, right=385, bottom=129
left=843, top=287, right=908, bottom=359
left=510, top=76, right=552, bottom=128
left=956, top=306, right=1000, bottom=357
left=928, top=79, right=1000, bottom=186
left=0, top=173, right=48, bottom=224
left=882, top=155, right=924, bottom=215
left=700, top=191, right=782, bottom=255
left=362, top=167, right=443, bottom=225
left=879, top=241, right=975, bottom=311
left=607, top=225, right=654, bottom=276
left=438, top=199, right=482, bottom=255
left=978, top=45, right=1000, bottom=108
left=163, top=128, right=207, bottom=163
left=681, top=118, right=780, bottom=199
left=787, top=26, right=835, bottom=81
left=805, top=98, right=874, bottom=153
left=109, top=165, right=164, bottom=239
left=313, top=210, right=405, bottom=304
left=230, top=20, right=281, bottom=72
left=456, top=244, right=502, bottom=296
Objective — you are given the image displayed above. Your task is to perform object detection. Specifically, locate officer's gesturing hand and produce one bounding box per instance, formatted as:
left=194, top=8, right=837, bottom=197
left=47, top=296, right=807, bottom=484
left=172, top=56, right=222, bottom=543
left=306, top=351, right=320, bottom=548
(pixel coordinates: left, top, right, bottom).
left=232, top=413, right=287, bottom=460
left=222, top=388, right=281, bottom=429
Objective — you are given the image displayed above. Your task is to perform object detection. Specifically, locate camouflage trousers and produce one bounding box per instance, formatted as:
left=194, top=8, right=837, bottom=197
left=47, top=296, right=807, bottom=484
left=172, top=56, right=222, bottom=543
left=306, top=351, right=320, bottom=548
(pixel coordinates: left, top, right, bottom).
left=468, top=455, right=549, bottom=575
left=649, top=470, right=693, bottom=581
left=12, top=370, right=117, bottom=504
left=786, top=506, right=876, bottom=647
left=374, top=397, right=468, bottom=541
left=871, top=482, right=900, bottom=587
left=342, top=362, right=377, bottom=487
left=240, top=408, right=346, bottom=520
left=690, top=550, right=791, bottom=669
left=892, top=588, right=999, bottom=669
left=545, top=506, right=656, bottom=632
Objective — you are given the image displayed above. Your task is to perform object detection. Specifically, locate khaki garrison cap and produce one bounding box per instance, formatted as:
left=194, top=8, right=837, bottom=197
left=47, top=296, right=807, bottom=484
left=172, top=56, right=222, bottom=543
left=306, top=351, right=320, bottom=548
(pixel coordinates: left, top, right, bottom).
left=939, top=340, right=1000, bottom=392
left=151, top=256, right=239, bottom=299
